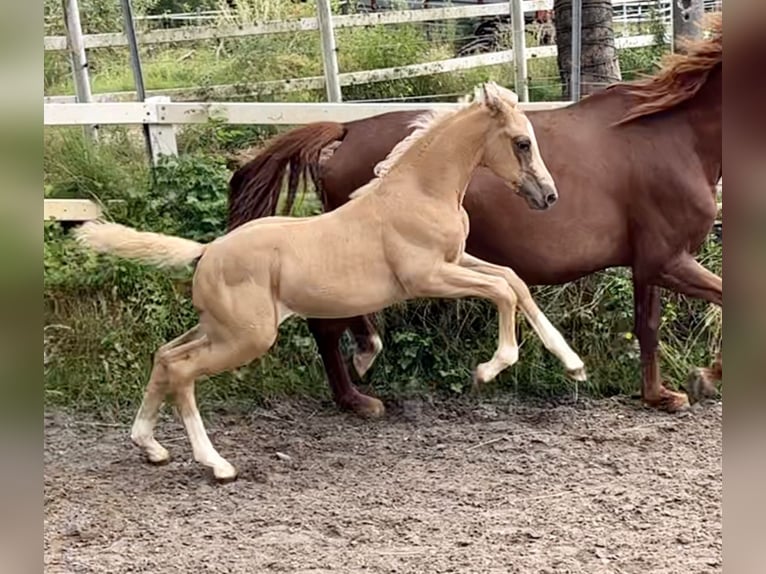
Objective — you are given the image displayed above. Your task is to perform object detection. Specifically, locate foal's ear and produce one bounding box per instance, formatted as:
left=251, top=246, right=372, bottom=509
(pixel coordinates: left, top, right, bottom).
left=481, top=82, right=503, bottom=116
left=497, top=85, right=520, bottom=107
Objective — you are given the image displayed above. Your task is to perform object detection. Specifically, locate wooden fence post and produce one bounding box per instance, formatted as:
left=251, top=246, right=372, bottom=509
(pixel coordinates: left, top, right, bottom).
left=672, top=0, right=705, bottom=52
left=509, top=0, right=529, bottom=102
left=316, top=0, right=343, bottom=102
left=146, top=96, right=178, bottom=165
left=61, top=0, right=97, bottom=140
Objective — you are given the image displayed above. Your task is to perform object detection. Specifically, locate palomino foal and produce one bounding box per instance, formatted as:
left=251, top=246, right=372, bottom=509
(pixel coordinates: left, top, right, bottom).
left=75, top=83, right=585, bottom=482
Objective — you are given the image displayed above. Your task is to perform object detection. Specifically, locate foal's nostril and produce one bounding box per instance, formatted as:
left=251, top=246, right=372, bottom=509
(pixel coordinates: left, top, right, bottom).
left=545, top=193, right=558, bottom=206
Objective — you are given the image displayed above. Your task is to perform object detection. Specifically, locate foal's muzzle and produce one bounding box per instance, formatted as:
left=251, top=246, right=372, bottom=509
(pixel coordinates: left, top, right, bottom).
left=519, top=177, right=558, bottom=211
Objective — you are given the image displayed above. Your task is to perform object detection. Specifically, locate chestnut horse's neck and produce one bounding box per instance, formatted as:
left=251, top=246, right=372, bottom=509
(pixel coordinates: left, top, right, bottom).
left=605, top=37, right=722, bottom=186
left=684, top=63, right=722, bottom=184
left=390, top=105, right=494, bottom=206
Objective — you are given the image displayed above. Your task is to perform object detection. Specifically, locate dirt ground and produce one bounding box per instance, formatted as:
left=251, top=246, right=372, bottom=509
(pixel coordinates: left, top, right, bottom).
left=44, top=395, right=722, bottom=574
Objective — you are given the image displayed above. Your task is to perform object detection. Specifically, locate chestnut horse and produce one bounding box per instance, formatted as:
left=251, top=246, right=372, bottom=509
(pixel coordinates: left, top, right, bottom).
left=229, top=15, right=722, bottom=416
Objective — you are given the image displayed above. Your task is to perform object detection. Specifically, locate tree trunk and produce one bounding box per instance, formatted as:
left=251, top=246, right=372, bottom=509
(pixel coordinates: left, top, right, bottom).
left=554, top=0, right=622, bottom=99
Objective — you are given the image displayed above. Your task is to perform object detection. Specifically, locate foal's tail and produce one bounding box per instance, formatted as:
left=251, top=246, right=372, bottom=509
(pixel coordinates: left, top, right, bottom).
left=227, top=122, right=346, bottom=230
left=74, top=221, right=205, bottom=269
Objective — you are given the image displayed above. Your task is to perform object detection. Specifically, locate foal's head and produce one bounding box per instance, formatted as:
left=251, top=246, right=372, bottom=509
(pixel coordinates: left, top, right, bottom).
left=476, top=82, right=558, bottom=210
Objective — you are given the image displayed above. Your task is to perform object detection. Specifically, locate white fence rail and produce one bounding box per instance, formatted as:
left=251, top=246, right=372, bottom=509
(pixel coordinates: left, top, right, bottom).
left=42, top=99, right=570, bottom=221
left=44, top=33, right=658, bottom=104
left=44, top=99, right=570, bottom=126
left=119, top=0, right=719, bottom=27
left=45, top=0, right=723, bottom=50
left=45, top=0, right=672, bottom=109
left=43, top=100, right=722, bottom=222
left=44, top=2, right=552, bottom=51
left=43, top=1, right=720, bottom=221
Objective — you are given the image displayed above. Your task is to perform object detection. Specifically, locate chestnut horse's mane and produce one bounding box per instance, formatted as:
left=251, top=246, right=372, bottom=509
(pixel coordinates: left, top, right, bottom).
left=614, top=12, right=722, bottom=125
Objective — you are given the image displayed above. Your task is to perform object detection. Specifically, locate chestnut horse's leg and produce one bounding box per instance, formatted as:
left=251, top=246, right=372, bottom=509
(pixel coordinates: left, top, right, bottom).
left=307, top=318, right=385, bottom=418
left=656, top=253, right=723, bottom=403
left=632, top=278, right=691, bottom=412
left=657, top=254, right=722, bottom=306
left=686, top=350, right=722, bottom=404
left=351, top=314, right=383, bottom=378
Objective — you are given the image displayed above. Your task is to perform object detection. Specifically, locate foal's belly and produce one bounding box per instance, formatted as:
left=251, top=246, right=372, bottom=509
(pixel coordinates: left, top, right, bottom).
left=275, top=232, right=406, bottom=319
left=279, top=272, right=405, bottom=319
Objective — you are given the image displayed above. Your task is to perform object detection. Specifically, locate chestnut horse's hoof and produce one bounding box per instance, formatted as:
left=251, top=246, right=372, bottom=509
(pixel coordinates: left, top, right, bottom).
left=643, top=386, right=690, bottom=413
left=340, top=392, right=386, bottom=419
left=685, top=367, right=720, bottom=404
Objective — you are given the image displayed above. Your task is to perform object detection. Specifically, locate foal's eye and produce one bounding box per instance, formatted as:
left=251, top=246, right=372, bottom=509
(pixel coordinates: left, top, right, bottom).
left=515, top=139, right=531, bottom=152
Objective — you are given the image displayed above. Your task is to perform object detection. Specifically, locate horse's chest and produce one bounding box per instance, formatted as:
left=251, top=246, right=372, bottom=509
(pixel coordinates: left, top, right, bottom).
left=443, top=210, right=470, bottom=262
left=388, top=206, right=467, bottom=263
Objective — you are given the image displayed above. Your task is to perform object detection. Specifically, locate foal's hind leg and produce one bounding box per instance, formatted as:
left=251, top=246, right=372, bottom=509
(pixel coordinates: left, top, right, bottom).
left=460, top=254, right=587, bottom=381
left=166, top=324, right=278, bottom=482
left=131, top=325, right=203, bottom=464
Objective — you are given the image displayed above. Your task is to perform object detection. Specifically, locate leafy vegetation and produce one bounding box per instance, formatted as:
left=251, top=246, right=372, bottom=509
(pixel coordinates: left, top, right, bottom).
left=43, top=1, right=718, bottom=418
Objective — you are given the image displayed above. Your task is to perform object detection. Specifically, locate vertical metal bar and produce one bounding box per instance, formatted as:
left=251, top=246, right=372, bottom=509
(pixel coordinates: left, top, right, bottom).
left=509, top=0, right=529, bottom=102
left=571, top=0, right=582, bottom=101
left=62, top=0, right=96, bottom=140
left=120, top=0, right=153, bottom=161
left=120, top=0, right=147, bottom=101
left=316, top=0, right=343, bottom=102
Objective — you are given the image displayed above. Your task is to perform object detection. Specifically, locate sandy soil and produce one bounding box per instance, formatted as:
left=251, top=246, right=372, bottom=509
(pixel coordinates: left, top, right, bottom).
left=44, top=395, right=722, bottom=573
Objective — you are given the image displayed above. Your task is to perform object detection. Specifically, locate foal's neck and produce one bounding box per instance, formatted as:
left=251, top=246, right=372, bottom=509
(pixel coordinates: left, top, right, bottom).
left=404, top=106, right=493, bottom=206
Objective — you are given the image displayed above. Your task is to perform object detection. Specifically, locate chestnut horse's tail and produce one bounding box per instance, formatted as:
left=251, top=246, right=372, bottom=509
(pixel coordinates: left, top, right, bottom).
left=227, top=122, right=347, bottom=230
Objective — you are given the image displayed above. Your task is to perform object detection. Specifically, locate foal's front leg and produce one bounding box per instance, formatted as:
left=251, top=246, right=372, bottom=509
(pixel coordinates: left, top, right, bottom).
left=459, top=253, right=587, bottom=381
left=412, top=263, right=519, bottom=385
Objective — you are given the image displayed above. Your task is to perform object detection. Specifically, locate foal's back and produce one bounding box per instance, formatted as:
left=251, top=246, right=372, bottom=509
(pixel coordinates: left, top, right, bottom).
left=193, top=191, right=406, bottom=318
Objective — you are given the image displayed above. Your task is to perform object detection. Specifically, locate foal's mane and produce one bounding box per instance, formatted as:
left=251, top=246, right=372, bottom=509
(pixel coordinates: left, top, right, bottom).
left=614, top=12, right=721, bottom=125
left=372, top=107, right=461, bottom=178
left=349, top=94, right=480, bottom=199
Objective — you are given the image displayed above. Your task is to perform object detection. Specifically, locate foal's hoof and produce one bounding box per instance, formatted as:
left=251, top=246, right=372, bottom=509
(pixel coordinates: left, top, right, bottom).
left=644, top=386, right=691, bottom=413
left=147, top=451, right=170, bottom=466
left=685, top=367, right=720, bottom=405
left=567, top=366, right=588, bottom=382
left=213, top=463, right=239, bottom=484
left=472, top=363, right=495, bottom=387
left=139, top=443, right=170, bottom=465
left=340, top=392, right=386, bottom=419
